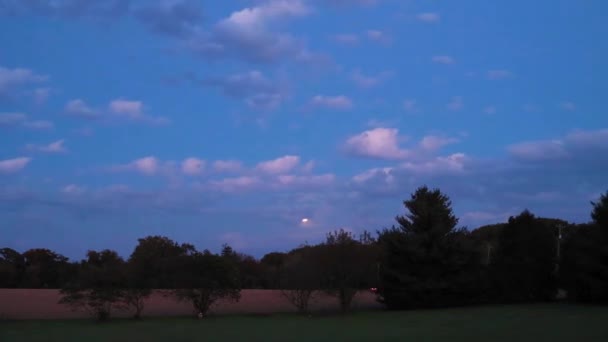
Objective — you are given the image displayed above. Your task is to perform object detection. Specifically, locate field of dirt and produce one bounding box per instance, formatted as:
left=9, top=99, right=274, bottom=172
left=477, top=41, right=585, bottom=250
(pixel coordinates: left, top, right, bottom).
left=0, top=289, right=384, bottom=320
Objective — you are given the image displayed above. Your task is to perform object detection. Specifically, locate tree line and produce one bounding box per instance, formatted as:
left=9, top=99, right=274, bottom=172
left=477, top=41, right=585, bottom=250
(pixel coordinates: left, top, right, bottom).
left=1, top=186, right=607, bottom=321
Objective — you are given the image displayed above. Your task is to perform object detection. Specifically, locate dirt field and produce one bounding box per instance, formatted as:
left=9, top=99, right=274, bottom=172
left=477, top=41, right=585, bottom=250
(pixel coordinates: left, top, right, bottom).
left=0, top=289, right=383, bottom=320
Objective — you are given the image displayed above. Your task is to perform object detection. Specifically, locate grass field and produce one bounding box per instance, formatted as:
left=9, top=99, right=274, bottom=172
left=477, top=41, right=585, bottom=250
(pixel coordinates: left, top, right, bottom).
left=2, top=304, right=607, bottom=342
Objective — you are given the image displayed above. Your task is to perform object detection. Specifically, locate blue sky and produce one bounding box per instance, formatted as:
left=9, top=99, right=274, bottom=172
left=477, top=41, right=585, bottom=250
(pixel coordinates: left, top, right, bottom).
left=1, top=0, right=607, bottom=259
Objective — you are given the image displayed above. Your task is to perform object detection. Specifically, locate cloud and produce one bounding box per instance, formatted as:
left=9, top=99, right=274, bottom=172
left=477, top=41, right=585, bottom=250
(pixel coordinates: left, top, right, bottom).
left=344, top=127, right=410, bottom=160
left=210, top=176, right=261, bottom=193
left=25, top=139, right=67, bottom=153
left=0, top=66, right=48, bottom=99
left=560, top=102, right=576, bottom=111
left=487, top=69, right=512, bottom=80
left=109, top=99, right=144, bottom=119
left=403, top=99, right=418, bottom=113
left=446, top=96, right=463, bottom=111
left=419, top=135, right=459, bottom=151
left=309, top=95, right=353, bottom=110
left=65, top=99, right=100, bottom=119
left=0, top=112, right=27, bottom=126
left=256, top=155, right=301, bottom=174
left=182, top=157, right=205, bottom=175
left=276, top=174, right=335, bottom=187
left=508, top=129, right=608, bottom=164
left=213, top=160, right=243, bottom=173
left=129, top=156, right=161, bottom=175
left=62, top=184, right=86, bottom=195
left=351, top=69, right=392, bottom=88
left=133, top=0, right=203, bottom=36
left=0, top=0, right=131, bottom=18
left=110, top=156, right=176, bottom=177
left=65, top=98, right=169, bottom=124
left=400, top=153, right=469, bottom=175
left=331, top=33, right=359, bottom=45
left=483, top=106, right=497, bottom=115
left=1, top=112, right=55, bottom=130
left=186, top=0, right=324, bottom=65
left=33, top=87, right=51, bottom=104
left=0, top=157, right=31, bottom=174
left=432, top=55, right=454, bottom=65
left=366, top=30, right=391, bottom=44
left=417, top=12, right=440, bottom=23
left=202, top=70, right=288, bottom=110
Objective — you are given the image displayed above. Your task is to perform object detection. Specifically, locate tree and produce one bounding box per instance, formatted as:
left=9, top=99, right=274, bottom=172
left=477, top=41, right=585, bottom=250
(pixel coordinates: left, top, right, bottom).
left=171, top=249, right=241, bottom=317
left=59, top=250, right=126, bottom=321
left=128, top=236, right=191, bottom=289
left=0, top=248, right=25, bottom=288
left=318, top=229, right=377, bottom=312
left=493, top=210, right=557, bottom=302
left=591, top=191, right=608, bottom=230
left=22, top=248, right=70, bottom=288
left=378, top=186, right=483, bottom=309
left=561, top=192, right=608, bottom=303
left=261, top=252, right=287, bottom=289
left=280, top=247, right=320, bottom=314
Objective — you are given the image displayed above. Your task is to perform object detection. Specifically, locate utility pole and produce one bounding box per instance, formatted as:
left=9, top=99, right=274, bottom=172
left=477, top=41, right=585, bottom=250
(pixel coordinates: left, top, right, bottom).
left=486, top=243, right=492, bottom=265
left=555, top=224, right=564, bottom=274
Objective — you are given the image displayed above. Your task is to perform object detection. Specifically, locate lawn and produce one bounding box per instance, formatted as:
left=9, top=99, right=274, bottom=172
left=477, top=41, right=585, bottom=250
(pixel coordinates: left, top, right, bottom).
left=1, top=304, right=607, bottom=342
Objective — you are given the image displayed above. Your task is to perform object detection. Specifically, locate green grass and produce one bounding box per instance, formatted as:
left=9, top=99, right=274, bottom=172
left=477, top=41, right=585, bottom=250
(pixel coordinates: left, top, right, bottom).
left=1, top=304, right=607, bottom=342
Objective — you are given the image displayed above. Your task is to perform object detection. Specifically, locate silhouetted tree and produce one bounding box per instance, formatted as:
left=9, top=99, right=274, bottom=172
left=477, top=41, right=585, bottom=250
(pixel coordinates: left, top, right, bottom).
left=59, top=250, right=126, bottom=321
left=561, top=192, right=608, bottom=303
left=493, top=210, right=557, bottom=302
left=128, top=236, right=191, bottom=289
left=318, top=229, right=377, bottom=312
left=281, top=246, right=320, bottom=314
left=22, top=248, right=70, bottom=288
left=171, top=249, right=241, bottom=317
left=378, top=186, right=483, bottom=309
left=0, top=248, right=25, bottom=288
left=261, top=252, right=287, bottom=289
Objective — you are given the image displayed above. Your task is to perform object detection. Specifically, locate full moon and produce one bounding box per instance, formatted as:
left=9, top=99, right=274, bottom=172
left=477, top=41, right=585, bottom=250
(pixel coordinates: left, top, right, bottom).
left=301, top=218, right=309, bottom=223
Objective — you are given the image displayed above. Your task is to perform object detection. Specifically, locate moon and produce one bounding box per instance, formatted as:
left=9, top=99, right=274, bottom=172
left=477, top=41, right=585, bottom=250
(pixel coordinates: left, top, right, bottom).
left=301, top=218, right=309, bottom=223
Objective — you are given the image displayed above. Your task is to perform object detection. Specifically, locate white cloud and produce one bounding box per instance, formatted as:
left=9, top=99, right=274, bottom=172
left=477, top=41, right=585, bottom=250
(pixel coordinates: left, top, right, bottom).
left=401, top=153, right=469, bottom=174
left=109, top=99, right=144, bottom=119
left=560, top=102, right=576, bottom=111
left=487, top=69, right=512, bottom=80
left=0, top=112, right=27, bottom=126
left=352, top=167, right=394, bottom=184
left=432, top=55, right=454, bottom=64
left=417, top=12, right=440, bottom=23
left=0, top=66, right=48, bottom=97
left=131, top=156, right=160, bottom=175
left=0, top=113, right=54, bottom=130
left=483, top=106, right=497, bottom=115
left=351, top=69, right=392, bottom=88
left=187, top=0, right=322, bottom=65
left=447, top=96, right=463, bottom=111
left=310, top=95, right=353, bottom=110
left=25, top=139, right=67, bottom=153
left=366, top=29, right=391, bottom=44
left=65, top=99, right=99, bottom=119
left=345, top=127, right=410, bottom=160
left=0, top=157, right=31, bottom=173
left=332, top=33, right=359, bottom=45
left=276, top=174, right=335, bottom=187
left=403, top=99, right=418, bottom=113
left=62, top=184, right=86, bottom=195
left=213, top=160, right=243, bottom=173
left=210, top=176, right=260, bottom=192
left=24, top=120, right=54, bottom=130
left=181, top=157, right=205, bottom=175
left=419, top=135, right=459, bottom=151
left=508, top=140, right=567, bottom=161
left=256, top=155, right=300, bottom=174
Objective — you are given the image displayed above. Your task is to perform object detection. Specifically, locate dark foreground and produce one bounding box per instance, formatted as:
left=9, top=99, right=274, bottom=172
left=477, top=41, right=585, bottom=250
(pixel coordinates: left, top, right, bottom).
left=1, top=304, right=607, bottom=342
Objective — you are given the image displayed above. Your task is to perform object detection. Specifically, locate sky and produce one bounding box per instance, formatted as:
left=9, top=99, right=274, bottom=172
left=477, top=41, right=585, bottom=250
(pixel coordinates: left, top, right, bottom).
left=1, top=0, right=607, bottom=260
